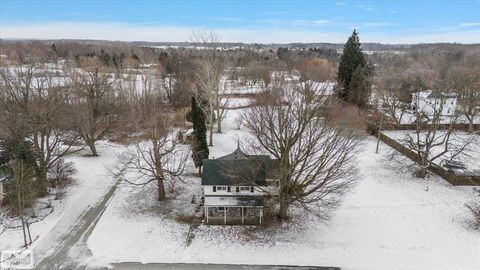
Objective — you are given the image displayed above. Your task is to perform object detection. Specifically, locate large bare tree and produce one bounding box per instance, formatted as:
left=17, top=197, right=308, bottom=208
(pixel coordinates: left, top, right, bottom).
left=0, top=63, right=79, bottom=193
left=68, top=59, right=114, bottom=156
left=402, top=91, right=474, bottom=178
left=115, top=113, right=188, bottom=201
left=193, top=32, right=227, bottom=144
left=242, top=80, right=361, bottom=219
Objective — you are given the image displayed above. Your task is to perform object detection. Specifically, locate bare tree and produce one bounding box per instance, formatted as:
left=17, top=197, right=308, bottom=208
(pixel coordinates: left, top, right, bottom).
left=242, top=79, right=361, bottom=219
left=376, top=83, right=407, bottom=125
left=402, top=92, right=474, bottom=178
left=0, top=63, right=79, bottom=193
left=192, top=32, right=227, bottom=143
left=115, top=114, right=188, bottom=201
left=448, top=61, right=480, bottom=133
left=68, top=59, right=114, bottom=156
left=7, top=160, right=35, bottom=247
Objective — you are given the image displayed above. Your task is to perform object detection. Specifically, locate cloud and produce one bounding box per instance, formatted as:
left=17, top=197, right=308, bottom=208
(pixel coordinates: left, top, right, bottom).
left=313, top=20, right=332, bottom=26
left=459, top=22, right=480, bottom=27
left=0, top=22, right=479, bottom=44
left=363, top=22, right=392, bottom=27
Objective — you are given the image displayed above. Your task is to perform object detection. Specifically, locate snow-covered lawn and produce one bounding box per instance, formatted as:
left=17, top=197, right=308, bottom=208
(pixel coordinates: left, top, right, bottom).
left=383, top=130, right=480, bottom=171
left=86, top=104, right=480, bottom=270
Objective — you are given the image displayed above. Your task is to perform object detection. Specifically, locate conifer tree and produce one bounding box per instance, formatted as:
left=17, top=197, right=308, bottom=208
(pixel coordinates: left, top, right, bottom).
left=336, top=30, right=366, bottom=103
left=190, top=96, right=209, bottom=174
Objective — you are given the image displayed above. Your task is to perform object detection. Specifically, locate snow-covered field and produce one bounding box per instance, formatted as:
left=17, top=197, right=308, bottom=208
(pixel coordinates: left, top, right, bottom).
left=84, top=104, right=480, bottom=270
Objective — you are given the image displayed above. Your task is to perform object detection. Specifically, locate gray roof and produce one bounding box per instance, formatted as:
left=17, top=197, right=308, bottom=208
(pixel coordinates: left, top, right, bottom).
left=426, top=91, right=456, bottom=99
left=202, top=159, right=267, bottom=186
left=202, top=146, right=279, bottom=186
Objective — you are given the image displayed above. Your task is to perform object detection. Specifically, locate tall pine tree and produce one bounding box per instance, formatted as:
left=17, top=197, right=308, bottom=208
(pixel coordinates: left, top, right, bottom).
left=190, top=96, right=209, bottom=174
left=336, top=30, right=366, bottom=103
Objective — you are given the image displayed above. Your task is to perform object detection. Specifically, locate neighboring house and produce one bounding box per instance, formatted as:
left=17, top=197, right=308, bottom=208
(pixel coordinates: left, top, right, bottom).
left=299, top=80, right=336, bottom=105
left=0, top=174, right=9, bottom=207
left=411, top=90, right=457, bottom=117
left=201, top=145, right=279, bottom=225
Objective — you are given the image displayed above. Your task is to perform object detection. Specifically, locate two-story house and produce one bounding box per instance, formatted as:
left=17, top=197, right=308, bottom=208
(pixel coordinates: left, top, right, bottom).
left=411, top=90, right=457, bottom=117
left=201, top=145, right=279, bottom=225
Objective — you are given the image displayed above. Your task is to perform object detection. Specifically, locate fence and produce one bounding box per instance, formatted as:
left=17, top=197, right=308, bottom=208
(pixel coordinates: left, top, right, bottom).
left=376, top=132, right=480, bottom=186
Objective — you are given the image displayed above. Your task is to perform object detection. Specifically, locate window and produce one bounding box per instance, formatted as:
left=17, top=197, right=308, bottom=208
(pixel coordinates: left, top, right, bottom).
left=236, top=187, right=240, bottom=192
left=217, top=207, right=226, bottom=212
left=240, top=186, right=250, bottom=191
left=213, top=186, right=216, bottom=192
left=216, top=186, right=227, bottom=191
left=227, top=186, right=231, bottom=192
left=250, top=186, right=254, bottom=193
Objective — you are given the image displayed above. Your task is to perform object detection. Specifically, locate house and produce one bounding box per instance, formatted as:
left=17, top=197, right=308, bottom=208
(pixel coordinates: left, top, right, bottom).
left=201, top=145, right=279, bottom=225
left=411, top=90, right=457, bottom=117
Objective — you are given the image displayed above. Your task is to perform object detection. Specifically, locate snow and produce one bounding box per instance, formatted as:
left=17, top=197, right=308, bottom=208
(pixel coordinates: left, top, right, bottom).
left=383, top=130, right=480, bottom=171
left=84, top=101, right=480, bottom=270
left=0, top=141, right=123, bottom=262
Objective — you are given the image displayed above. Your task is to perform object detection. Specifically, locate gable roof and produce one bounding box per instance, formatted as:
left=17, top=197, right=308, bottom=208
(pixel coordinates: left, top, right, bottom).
left=202, top=146, right=279, bottom=186
left=202, top=159, right=267, bottom=186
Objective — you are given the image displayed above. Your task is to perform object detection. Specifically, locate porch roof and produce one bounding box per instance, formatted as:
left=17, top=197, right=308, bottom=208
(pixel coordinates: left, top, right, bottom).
left=204, top=196, right=264, bottom=207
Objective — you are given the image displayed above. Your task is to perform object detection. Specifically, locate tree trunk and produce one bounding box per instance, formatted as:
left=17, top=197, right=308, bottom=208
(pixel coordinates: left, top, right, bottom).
left=279, top=198, right=289, bottom=219
left=21, top=217, right=28, bottom=247
left=35, top=166, right=48, bottom=196
left=157, top=178, right=166, bottom=201
left=26, top=221, right=32, bottom=244
left=198, top=165, right=202, bottom=175
left=209, top=121, right=214, bottom=146
left=417, top=154, right=428, bottom=178
left=87, top=142, right=98, bottom=156
left=217, top=116, right=222, bottom=133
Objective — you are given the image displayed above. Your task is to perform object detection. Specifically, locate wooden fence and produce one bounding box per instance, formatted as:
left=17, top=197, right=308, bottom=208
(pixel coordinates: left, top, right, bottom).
left=377, top=132, right=480, bottom=186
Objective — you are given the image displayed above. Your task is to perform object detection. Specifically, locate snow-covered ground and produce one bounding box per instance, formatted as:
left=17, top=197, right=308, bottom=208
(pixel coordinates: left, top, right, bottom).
left=85, top=103, right=480, bottom=270
left=388, top=109, right=480, bottom=125
left=0, top=142, right=123, bottom=264
left=383, top=130, right=480, bottom=171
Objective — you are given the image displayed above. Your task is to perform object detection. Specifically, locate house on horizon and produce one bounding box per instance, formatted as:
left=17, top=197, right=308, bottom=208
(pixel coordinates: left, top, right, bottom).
left=201, top=145, right=279, bottom=225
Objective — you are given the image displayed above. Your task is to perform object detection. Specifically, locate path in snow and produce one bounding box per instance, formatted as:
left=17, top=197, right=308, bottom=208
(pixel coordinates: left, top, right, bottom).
left=108, top=262, right=339, bottom=270
left=31, top=142, right=123, bottom=269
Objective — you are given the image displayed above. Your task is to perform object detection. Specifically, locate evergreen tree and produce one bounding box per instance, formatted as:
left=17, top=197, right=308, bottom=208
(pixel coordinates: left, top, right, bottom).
left=348, top=63, right=374, bottom=108
left=190, top=96, right=209, bottom=174
left=336, top=30, right=366, bottom=102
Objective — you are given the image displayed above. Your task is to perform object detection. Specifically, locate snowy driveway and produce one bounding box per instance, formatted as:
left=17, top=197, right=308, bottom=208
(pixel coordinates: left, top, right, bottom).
left=108, top=262, right=339, bottom=270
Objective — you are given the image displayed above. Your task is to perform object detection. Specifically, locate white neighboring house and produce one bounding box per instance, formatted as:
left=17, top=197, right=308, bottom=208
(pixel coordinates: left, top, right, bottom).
left=411, top=90, right=457, bottom=117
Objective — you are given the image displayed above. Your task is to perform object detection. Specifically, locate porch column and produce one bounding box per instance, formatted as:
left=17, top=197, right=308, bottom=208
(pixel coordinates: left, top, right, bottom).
left=205, top=207, right=209, bottom=224
left=241, top=207, right=244, bottom=224
left=224, top=207, right=227, bottom=224
left=259, top=208, right=263, bottom=225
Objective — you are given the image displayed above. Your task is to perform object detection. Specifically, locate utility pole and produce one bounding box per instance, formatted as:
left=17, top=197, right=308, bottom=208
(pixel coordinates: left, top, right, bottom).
left=376, top=112, right=384, bottom=154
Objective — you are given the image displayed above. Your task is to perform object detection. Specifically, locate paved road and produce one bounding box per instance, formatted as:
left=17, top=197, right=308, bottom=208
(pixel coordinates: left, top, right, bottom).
left=107, top=262, right=340, bottom=270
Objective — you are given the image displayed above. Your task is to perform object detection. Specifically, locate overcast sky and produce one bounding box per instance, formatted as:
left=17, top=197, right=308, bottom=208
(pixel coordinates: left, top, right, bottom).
left=1, top=0, right=479, bottom=44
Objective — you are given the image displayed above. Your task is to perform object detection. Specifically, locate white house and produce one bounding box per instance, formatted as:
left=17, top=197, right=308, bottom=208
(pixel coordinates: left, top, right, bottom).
left=411, top=90, right=457, bottom=117
left=201, top=145, right=279, bottom=225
